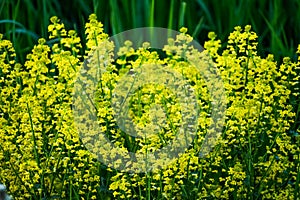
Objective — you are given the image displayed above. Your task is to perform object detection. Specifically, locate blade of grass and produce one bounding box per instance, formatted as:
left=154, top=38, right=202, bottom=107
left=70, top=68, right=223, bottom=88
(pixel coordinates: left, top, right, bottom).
left=109, top=0, right=122, bottom=35
left=131, top=0, right=137, bottom=28
left=5, top=28, right=39, bottom=41
left=149, top=0, right=155, bottom=27
left=0, top=19, right=26, bottom=29
left=167, top=0, right=175, bottom=30
left=196, top=0, right=214, bottom=29
left=178, top=1, right=186, bottom=28
left=259, top=9, right=286, bottom=59
left=192, top=16, right=204, bottom=38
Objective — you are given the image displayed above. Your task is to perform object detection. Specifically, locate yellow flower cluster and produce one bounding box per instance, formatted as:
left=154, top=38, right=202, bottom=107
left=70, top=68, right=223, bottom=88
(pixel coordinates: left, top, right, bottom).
left=0, top=14, right=299, bottom=199
left=0, top=15, right=104, bottom=199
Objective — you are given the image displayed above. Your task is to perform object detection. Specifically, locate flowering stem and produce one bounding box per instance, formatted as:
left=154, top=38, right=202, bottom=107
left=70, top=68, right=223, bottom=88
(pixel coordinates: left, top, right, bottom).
left=26, top=102, right=40, bottom=168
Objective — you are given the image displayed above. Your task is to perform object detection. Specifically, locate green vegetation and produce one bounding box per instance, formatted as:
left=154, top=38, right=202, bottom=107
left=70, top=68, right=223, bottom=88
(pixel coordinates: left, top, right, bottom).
left=1, top=0, right=300, bottom=62
left=0, top=1, right=300, bottom=199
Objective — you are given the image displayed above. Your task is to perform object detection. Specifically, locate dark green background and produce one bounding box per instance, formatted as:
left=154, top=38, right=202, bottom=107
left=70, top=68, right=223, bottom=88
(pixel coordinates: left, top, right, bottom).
left=1, top=0, right=300, bottom=63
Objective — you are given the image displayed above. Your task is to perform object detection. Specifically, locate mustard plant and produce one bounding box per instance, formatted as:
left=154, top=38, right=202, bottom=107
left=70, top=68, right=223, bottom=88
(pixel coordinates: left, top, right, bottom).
left=0, top=14, right=299, bottom=200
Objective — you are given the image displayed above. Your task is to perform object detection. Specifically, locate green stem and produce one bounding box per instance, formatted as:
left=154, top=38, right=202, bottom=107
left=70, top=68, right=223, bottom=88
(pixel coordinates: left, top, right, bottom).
left=27, top=102, right=40, bottom=168
left=146, top=172, right=151, bottom=200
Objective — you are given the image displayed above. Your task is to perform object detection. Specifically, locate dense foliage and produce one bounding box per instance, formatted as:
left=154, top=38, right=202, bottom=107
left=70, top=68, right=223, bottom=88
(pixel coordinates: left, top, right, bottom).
left=0, top=14, right=299, bottom=199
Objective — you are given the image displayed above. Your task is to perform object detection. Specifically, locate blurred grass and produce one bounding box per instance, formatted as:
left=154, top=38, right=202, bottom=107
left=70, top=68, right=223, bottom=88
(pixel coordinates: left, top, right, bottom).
left=1, top=0, right=300, bottom=63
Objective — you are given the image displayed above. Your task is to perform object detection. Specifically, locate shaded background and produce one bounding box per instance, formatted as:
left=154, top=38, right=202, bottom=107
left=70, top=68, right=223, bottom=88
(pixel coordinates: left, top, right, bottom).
left=1, top=0, right=300, bottom=63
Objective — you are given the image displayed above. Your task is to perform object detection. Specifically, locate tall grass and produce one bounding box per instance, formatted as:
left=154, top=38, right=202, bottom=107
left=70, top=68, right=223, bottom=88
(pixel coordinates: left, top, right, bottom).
left=1, top=0, right=300, bottom=62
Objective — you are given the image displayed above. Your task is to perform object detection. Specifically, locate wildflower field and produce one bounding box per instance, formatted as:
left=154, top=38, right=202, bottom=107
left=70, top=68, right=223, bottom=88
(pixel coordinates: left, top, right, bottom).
left=1, top=1, right=300, bottom=199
